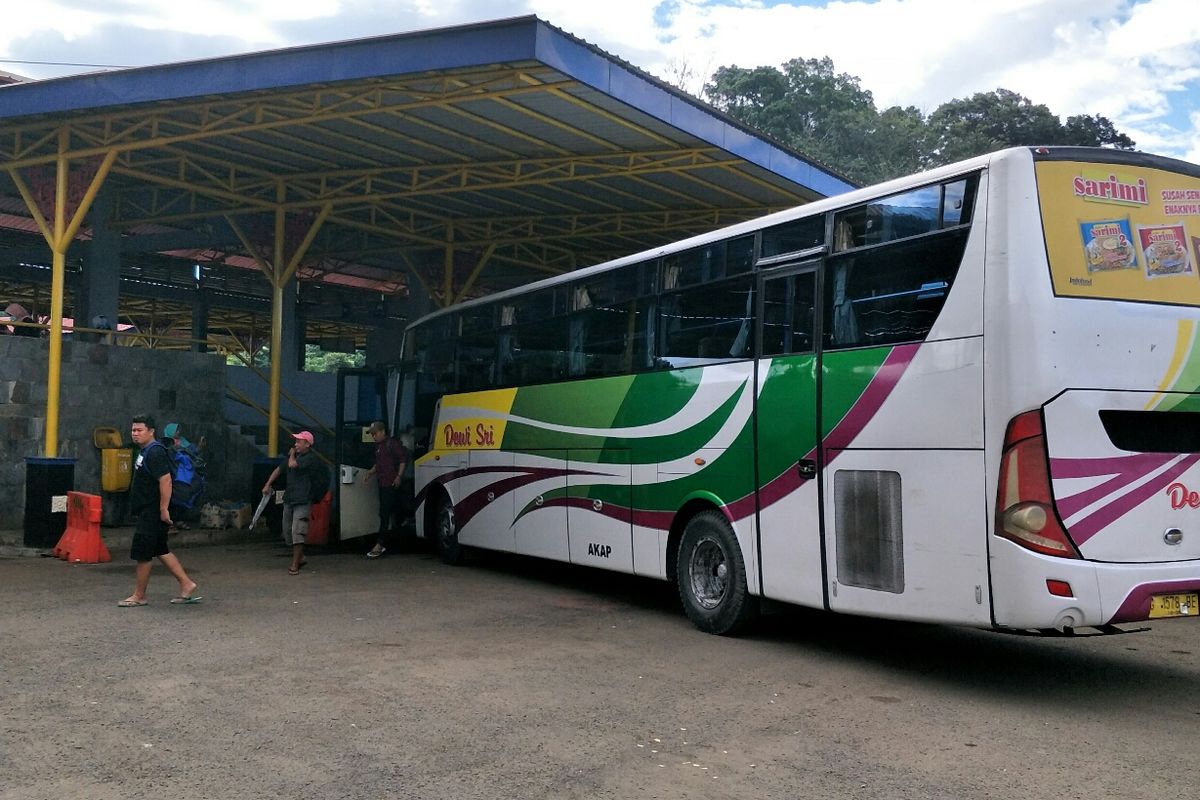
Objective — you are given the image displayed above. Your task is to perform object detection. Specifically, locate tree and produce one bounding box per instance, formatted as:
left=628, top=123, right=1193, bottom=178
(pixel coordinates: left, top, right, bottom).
left=923, top=89, right=1136, bottom=165
left=858, top=105, right=931, bottom=184
left=304, top=344, right=364, bottom=373
left=703, top=60, right=1137, bottom=185
left=925, top=88, right=1065, bottom=163
left=705, top=57, right=876, bottom=181
left=1062, top=113, right=1136, bottom=149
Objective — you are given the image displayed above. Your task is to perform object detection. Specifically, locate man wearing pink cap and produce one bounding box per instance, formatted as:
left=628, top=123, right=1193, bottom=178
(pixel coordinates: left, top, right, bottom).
left=262, top=431, right=328, bottom=575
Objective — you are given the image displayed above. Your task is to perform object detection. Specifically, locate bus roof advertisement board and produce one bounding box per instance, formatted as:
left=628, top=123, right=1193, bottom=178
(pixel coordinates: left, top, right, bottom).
left=1038, top=160, right=1200, bottom=305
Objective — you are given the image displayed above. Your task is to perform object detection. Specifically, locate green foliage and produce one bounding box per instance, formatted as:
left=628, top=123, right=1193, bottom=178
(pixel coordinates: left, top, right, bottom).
left=704, top=60, right=1136, bottom=185
left=303, top=344, right=364, bottom=373
left=225, top=345, right=364, bottom=373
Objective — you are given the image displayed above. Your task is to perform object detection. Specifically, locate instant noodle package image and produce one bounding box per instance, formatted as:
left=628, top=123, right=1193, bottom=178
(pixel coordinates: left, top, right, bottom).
left=1079, top=218, right=1137, bottom=273
left=1137, top=223, right=1192, bottom=277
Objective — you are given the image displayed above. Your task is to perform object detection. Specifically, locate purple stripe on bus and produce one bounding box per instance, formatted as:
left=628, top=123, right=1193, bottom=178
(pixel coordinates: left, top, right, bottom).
left=1066, top=453, right=1200, bottom=544
left=1050, top=451, right=1174, bottom=480
left=427, top=343, right=918, bottom=530
left=757, top=343, right=919, bottom=510
left=821, top=343, right=920, bottom=453
left=1051, top=452, right=1177, bottom=519
left=1108, top=578, right=1200, bottom=624
left=433, top=465, right=607, bottom=529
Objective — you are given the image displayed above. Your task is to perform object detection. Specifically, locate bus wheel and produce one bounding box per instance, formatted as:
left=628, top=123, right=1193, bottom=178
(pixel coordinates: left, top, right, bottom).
left=676, top=511, right=759, bottom=635
left=436, top=497, right=464, bottom=565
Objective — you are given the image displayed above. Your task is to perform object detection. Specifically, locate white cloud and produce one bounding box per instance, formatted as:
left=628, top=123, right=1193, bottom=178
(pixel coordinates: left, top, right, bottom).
left=2, top=0, right=1197, bottom=159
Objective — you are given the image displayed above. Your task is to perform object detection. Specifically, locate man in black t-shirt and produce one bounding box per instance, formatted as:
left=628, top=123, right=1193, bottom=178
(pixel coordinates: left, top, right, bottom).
left=262, top=431, right=328, bottom=575
left=118, top=414, right=201, bottom=607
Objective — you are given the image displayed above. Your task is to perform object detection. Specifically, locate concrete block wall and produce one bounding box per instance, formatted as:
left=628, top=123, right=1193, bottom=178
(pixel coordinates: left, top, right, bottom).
left=0, top=335, right=265, bottom=529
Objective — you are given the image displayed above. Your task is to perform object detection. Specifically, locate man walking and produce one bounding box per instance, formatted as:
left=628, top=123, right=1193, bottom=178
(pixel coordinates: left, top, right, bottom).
left=361, top=421, right=409, bottom=558
left=118, top=414, right=201, bottom=607
left=262, top=431, right=327, bottom=575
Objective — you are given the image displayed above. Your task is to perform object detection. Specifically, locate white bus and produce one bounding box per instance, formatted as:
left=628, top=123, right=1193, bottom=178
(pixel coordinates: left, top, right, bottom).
left=398, top=146, right=1200, bottom=635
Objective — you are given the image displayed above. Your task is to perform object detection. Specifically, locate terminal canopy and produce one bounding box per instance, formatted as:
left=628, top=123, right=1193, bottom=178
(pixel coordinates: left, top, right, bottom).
left=0, top=16, right=854, bottom=310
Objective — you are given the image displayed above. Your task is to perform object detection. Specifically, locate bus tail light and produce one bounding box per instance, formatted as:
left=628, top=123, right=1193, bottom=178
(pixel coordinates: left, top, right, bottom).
left=995, top=411, right=1080, bottom=559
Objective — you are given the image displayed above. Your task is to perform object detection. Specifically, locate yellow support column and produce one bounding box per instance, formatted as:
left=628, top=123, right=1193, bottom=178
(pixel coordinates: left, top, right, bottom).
left=264, top=201, right=330, bottom=457
left=268, top=200, right=286, bottom=457
left=7, top=130, right=115, bottom=456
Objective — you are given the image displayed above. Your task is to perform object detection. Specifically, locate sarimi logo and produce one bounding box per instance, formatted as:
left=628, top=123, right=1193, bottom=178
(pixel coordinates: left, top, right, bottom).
left=1073, top=171, right=1149, bottom=207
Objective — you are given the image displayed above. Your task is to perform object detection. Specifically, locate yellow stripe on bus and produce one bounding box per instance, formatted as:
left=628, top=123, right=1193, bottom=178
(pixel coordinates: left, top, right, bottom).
left=1145, top=319, right=1196, bottom=410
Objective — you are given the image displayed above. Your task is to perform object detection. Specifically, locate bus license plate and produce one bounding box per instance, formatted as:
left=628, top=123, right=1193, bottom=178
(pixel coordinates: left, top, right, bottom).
left=1148, top=593, right=1199, bottom=619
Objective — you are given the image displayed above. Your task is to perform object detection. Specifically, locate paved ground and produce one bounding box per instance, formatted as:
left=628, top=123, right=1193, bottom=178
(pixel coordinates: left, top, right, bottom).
left=1, top=540, right=1198, bottom=800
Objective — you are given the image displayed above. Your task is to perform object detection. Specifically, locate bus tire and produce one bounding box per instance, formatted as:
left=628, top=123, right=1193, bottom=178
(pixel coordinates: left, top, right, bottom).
left=435, top=497, right=464, bottom=565
left=676, top=511, right=759, bottom=635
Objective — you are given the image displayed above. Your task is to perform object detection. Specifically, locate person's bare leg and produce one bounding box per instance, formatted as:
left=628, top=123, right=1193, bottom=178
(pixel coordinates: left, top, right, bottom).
left=290, top=543, right=305, bottom=573
left=158, top=553, right=197, bottom=598
left=123, top=561, right=153, bottom=603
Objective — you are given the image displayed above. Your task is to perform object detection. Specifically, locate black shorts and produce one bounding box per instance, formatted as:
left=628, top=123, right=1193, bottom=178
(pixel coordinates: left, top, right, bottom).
left=130, top=507, right=170, bottom=562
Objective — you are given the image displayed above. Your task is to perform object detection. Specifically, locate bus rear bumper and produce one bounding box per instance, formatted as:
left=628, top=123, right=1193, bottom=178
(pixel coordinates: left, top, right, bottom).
left=990, top=538, right=1200, bottom=630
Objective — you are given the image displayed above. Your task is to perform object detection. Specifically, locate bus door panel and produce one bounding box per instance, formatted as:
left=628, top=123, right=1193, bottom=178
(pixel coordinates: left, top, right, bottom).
left=755, top=266, right=825, bottom=607
left=462, top=449, right=516, bottom=553
left=513, top=450, right=569, bottom=562
left=822, top=449, right=989, bottom=624
left=568, top=449, right=634, bottom=574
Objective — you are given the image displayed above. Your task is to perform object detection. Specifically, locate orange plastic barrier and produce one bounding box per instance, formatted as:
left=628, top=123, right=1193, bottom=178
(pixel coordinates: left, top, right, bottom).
left=307, top=491, right=333, bottom=546
left=53, top=492, right=110, bottom=563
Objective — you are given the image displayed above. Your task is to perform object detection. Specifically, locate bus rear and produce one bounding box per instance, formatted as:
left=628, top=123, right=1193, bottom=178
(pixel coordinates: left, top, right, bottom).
left=987, top=147, right=1200, bottom=631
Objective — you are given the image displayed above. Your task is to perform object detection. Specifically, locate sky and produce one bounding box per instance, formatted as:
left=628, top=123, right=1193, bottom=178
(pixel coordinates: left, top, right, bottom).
left=1, top=0, right=1198, bottom=162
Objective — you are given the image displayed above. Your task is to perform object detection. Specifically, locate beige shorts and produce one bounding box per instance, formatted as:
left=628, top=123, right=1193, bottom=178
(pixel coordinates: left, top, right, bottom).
left=282, top=502, right=311, bottom=545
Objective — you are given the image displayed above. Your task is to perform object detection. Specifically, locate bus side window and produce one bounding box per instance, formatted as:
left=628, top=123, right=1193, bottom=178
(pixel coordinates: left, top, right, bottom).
left=510, top=316, right=569, bottom=386
left=569, top=297, right=653, bottom=378
left=823, top=228, right=970, bottom=349
left=761, top=273, right=816, bottom=356
left=659, top=277, right=754, bottom=367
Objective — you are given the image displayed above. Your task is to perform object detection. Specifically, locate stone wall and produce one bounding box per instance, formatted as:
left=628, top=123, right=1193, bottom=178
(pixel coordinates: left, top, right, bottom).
left=0, top=335, right=265, bottom=529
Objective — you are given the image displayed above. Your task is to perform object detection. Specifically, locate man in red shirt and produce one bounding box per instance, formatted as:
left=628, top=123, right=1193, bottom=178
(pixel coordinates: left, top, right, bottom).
left=362, top=421, right=409, bottom=558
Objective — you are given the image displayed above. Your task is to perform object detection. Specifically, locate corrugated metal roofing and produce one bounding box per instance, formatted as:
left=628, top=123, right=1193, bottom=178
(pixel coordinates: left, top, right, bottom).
left=0, top=15, right=855, bottom=307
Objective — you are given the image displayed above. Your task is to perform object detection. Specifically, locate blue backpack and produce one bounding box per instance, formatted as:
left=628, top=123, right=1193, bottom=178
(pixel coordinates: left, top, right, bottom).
left=169, top=443, right=207, bottom=511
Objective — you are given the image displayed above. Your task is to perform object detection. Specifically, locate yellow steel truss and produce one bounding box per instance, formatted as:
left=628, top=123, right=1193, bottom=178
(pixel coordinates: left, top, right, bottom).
left=0, top=60, right=815, bottom=455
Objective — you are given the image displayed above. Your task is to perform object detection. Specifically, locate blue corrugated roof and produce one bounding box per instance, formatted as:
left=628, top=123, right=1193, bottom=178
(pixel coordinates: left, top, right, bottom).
left=0, top=16, right=853, bottom=197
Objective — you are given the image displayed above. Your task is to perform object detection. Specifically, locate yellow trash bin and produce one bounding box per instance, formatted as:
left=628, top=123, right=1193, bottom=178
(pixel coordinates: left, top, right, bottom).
left=93, top=427, right=132, bottom=493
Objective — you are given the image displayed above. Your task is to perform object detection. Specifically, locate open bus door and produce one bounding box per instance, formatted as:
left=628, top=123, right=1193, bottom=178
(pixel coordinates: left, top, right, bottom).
left=334, top=366, right=392, bottom=541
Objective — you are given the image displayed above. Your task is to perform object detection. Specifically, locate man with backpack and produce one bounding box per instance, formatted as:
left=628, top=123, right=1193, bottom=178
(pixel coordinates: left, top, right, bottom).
left=118, top=414, right=201, bottom=607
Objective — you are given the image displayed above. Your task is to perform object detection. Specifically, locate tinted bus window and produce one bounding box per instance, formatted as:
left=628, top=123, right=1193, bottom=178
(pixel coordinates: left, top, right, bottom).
left=761, top=272, right=817, bottom=356
left=762, top=216, right=824, bottom=259
left=659, top=277, right=755, bottom=367
left=416, top=314, right=458, bottom=391
left=569, top=298, right=654, bottom=377
left=824, top=228, right=970, bottom=349
left=941, top=178, right=976, bottom=227
left=834, top=184, right=941, bottom=251
left=505, top=316, right=569, bottom=386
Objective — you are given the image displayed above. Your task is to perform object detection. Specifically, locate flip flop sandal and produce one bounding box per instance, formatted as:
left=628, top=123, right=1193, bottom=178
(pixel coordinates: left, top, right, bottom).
left=117, top=598, right=148, bottom=607
left=169, top=596, right=203, bottom=604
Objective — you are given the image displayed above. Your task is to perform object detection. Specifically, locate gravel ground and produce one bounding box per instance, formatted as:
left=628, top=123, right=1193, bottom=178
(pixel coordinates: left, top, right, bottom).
left=1, top=541, right=1197, bottom=800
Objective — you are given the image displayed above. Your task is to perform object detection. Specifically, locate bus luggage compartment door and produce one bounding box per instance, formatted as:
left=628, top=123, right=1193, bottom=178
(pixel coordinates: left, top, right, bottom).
left=567, top=449, right=633, bottom=574
left=460, top=450, right=516, bottom=553
left=823, top=449, right=989, bottom=624
left=513, top=450, right=568, bottom=561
